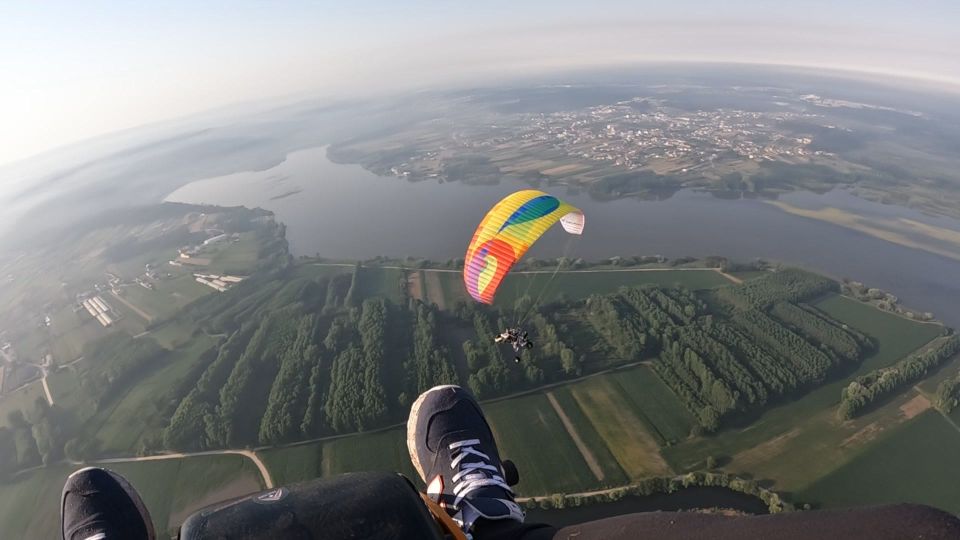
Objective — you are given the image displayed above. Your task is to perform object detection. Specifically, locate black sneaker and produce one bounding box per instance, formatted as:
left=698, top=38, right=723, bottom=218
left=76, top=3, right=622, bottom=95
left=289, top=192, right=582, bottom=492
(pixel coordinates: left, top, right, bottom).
left=61, top=467, right=156, bottom=540
left=407, top=385, right=524, bottom=533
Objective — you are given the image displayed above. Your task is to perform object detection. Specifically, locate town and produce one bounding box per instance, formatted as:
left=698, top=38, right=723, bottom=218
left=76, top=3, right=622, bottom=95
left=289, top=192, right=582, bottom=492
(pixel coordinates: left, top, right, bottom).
left=380, top=97, right=833, bottom=183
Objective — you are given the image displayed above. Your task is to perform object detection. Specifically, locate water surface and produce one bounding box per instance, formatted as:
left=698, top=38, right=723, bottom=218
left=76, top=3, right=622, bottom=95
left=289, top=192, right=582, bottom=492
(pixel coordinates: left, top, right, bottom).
left=167, top=146, right=960, bottom=327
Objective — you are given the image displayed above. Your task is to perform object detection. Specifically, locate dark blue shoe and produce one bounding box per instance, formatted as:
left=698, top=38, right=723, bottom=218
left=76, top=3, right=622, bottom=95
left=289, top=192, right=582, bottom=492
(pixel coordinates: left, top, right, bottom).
left=61, top=467, right=155, bottom=540
left=407, top=385, right=524, bottom=533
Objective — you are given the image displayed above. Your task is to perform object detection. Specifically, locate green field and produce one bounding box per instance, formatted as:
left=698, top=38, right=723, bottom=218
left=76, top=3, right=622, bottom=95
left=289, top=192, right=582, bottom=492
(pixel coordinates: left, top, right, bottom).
left=566, top=376, right=672, bottom=480
left=110, top=455, right=264, bottom=536
left=45, top=336, right=215, bottom=455
left=0, top=464, right=74, bottom=539
left=485, top=393, right=599, bottom=495
left=663, top=293, right=943, bottom=474
left=729, top=270, right=769, bottom=281
left=259, top=443, right=324, bottom=488
left=357, top=266, right=405, bottom=304
left=608, top=366, right=697, bottom=446
left=120, top=274, right=211, bottom=322
left=88, top=338, right=215, bottom=454
left=149, top=319, right=202, bottom=349
left=493, top=269, right=731, bottom=307
left=814, top=296, right=945, bottom=374
left=49, top=306, right=106, bottom=362
left=0, top=454, right=264, bottom=539
left=206, top=234, right=262, bottom=274
left=321, top=429, right=419, bottom=485
left=438, top=271, right=469, bottom=306
left=798, top=410, right=960, bottom=514
left=0, top=382, right=46, bottom=428
left=294, top=264, right=352, bottom=280
left=46, top=362, right=86, bottom=413
left=101, top=297, right=150, bottom=333
left=548, top=387, right=629, bottom=487
left=426, top=268, right=731, bottom=310
left=261, top=427, right=462, bottom=492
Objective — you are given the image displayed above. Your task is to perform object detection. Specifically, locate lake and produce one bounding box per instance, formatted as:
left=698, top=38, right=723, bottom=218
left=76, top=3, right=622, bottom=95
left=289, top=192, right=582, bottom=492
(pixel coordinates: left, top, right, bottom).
left=166, top=146, right=960, bottom=327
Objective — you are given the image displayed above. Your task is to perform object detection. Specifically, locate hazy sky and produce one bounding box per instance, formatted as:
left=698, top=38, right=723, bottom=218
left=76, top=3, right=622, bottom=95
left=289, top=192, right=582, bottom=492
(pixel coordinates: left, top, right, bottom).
left=1, top=0, right=958, bottom=166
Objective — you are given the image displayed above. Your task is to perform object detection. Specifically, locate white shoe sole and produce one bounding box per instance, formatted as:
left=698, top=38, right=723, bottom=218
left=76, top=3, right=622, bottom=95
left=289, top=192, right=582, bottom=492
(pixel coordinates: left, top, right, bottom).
left=406, top=384, right=461, bottom=483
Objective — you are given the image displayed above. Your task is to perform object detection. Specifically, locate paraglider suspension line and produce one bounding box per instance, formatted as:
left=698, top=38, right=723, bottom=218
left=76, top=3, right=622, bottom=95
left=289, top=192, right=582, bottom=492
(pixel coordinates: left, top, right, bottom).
left=515, top=236, right=578, bottom=326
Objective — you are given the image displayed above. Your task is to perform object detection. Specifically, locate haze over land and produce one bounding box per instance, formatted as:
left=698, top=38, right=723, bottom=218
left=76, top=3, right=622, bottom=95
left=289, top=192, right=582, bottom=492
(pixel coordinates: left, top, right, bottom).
left=2, top=2, right=960, bottom=536
left=2, top=0, right=959, bottom=166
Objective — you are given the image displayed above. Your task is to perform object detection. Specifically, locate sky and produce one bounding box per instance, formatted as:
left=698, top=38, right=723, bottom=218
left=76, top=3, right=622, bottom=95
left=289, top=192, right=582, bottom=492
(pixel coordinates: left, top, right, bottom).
left=1, top=0, right=958, bottom=166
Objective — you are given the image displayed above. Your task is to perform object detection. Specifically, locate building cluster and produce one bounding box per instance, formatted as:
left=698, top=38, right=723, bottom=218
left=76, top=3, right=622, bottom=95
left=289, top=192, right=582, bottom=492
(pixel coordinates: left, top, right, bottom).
left=172, top=231, right=237, bottom=266
left=501, top=99, right=829, bottom=169
left=81, top=295, right=116, bottom=327
left=194, top=273, right=244, bottom=293
left=385, top=96, right=838, bottom=180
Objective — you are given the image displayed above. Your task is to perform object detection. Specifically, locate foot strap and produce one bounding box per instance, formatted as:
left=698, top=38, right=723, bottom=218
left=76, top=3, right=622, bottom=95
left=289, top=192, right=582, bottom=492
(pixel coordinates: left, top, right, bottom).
left=420, top=493, right=468, bottom=540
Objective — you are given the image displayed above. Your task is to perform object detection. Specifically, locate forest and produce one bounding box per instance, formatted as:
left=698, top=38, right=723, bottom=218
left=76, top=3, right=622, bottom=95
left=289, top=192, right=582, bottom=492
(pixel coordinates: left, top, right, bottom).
left=155, top=266, right=884, bottom=450
left=5, top=252, right=953, bottom=478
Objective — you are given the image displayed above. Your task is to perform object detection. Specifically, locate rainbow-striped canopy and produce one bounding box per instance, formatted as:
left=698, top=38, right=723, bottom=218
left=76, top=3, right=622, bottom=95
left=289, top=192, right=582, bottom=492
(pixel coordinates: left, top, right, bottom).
left=464, top=190, right=584, bottom=304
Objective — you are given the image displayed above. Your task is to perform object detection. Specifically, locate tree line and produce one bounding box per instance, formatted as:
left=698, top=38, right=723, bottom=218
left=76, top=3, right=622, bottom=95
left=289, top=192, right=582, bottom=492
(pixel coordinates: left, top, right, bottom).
left=716, top=268, right=838, bottom=310
left=523, top=471, right=791, bottom=514
left=86, top=260, right=904, bottom=457
left=935, top=369, right=960, bottom=414
left=164, top=266, right=472, bottom=450
left=548, top=280, right=867, bottom=433
left=839, top=333, right=959, bottom=420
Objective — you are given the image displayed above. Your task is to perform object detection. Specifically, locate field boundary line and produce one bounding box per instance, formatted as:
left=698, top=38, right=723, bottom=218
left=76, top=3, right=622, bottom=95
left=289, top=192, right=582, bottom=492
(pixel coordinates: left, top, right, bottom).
left=546, top=391, right=604, bottom=482
left=109, top=291, right=155, bottom=323
left=40, top=372, right=54, bottom=406
left=91, top=449, right=274, bottom=489
left=313, top=262, right=734, bottom=276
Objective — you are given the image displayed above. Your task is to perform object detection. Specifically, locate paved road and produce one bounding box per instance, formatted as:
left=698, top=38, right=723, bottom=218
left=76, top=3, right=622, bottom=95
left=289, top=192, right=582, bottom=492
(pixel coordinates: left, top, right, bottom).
left=41, top=372, right=54, bottom=406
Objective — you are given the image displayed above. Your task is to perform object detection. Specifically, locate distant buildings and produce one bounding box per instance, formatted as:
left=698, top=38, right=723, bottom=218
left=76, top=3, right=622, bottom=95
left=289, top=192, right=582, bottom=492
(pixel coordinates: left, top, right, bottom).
left=202, top=233, right=228, bottom=246
left=194, top=273, right=245, bottom=293
left=81, top=295, right=115, bottom=327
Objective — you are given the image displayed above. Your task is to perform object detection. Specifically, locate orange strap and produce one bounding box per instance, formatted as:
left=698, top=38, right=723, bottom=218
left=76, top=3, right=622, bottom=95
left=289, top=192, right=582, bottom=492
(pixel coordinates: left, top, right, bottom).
left=420, top=493, right=468, bottom=540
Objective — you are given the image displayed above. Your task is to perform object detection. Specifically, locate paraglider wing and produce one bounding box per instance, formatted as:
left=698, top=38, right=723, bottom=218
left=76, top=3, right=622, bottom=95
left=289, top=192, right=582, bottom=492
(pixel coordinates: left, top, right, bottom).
left=464, top=190, right=584, bottom=304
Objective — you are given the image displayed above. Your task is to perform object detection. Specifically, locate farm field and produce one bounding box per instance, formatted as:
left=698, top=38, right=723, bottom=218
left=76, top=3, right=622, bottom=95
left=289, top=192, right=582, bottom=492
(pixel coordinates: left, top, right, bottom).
left=108, top=454, right=265, bottom=537
left=414, top=268, right=731, bottom=310
left=548, top=387, right=629, bottom=487
left=814, top=295, right=944, bottom=374
left=607, top=366, right=697, bottom=446
left=729, top=270, right=769, bottom=281
left=492, top=269, right=731, bottom=306
left=48, top=306, right=105, bottom=362
left=259, top=443, right=323, bottom=488
left=0, top=464, right=75, bottom=539
left=320, top=428, right=419, bottom=484
left=119, top=274, right=211, bottom=322
left=565, top=376, right=672, bottom=480
left=45, top=336, right=215, bottom=455
left=664, top=295, right=942, bottom=471
left=357, top=266, right=405, bottom=304
left=0, top=454, right=264, bottom=539
left=797, top=410, right=960, bottom=514
left=722, top=385, right=934, bottom=492
left=149, top=319, right=202, bottom=349
left=85, top=338, right=216, bottom=454
left=485, top=393, right=600, bottom=495
left=0, top=382, right=46, bottom=428
left=206, top=234, right=262, bottom=275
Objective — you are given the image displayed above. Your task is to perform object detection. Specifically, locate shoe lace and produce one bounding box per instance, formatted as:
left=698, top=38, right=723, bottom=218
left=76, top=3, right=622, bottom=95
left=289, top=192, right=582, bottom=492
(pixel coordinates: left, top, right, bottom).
left=448, top=439, right=512, bottom=508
